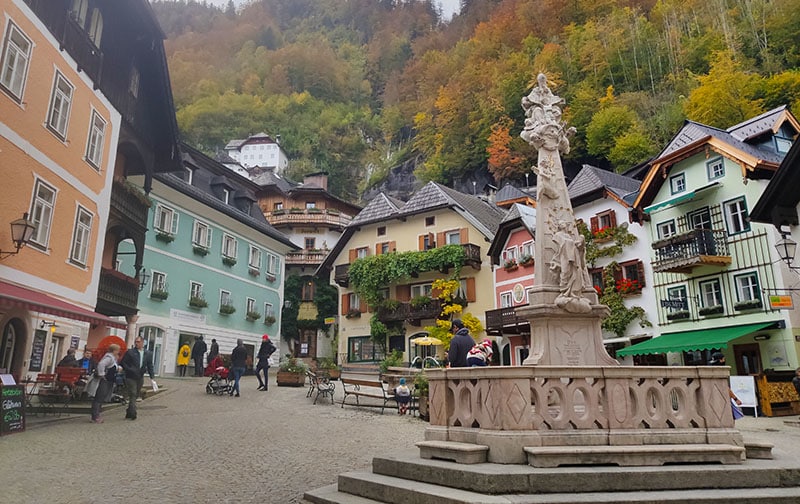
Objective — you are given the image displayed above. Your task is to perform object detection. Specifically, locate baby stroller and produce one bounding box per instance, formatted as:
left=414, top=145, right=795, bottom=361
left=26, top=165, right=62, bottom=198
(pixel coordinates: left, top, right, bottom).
left=205, top=357, right=232, bottom=396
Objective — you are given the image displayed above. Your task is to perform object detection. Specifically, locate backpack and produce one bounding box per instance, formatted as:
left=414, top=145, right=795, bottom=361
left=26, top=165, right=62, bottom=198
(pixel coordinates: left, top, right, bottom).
left=266, top=340, right=277, bottom=357
left=105, top=364, right=117, bottom=382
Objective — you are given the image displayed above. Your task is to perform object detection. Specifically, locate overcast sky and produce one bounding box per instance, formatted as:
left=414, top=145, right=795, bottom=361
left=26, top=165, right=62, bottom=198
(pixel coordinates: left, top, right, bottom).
left=176, top=0, right=461, bottom=21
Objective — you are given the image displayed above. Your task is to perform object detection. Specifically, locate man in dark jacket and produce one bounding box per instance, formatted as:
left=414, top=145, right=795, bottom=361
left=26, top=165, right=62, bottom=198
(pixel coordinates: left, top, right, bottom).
left=208, top=338, right=219, bottom=361
left=120, top=337, right=155, bottom=420
left=256, top=334, right=277, bottom=391
left=191, top=336, right=207, bottom=377
left=447, top=319, right=474, bottom=368
left=230, top=339, right=248, bottom=397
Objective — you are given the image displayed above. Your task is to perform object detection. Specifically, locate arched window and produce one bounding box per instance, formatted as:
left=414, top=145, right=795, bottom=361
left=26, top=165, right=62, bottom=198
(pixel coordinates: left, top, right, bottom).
left=88, top=8, right=103, bottom=47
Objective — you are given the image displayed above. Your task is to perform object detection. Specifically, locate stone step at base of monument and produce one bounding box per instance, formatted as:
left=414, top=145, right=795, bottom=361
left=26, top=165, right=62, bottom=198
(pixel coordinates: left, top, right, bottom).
left=370, top=452, right=799, bottom=495
left=524, top=443, right=746, bottom=467
left=416, top=440, right=489, bottom=464
left=304, top=471, right=800, bottom=504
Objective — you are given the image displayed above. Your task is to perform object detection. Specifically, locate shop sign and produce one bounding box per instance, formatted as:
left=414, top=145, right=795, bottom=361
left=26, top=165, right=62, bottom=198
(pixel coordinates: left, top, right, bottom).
left=769, top=295, right=794, bottom=310
left=0, top=385, right=26, bottom=436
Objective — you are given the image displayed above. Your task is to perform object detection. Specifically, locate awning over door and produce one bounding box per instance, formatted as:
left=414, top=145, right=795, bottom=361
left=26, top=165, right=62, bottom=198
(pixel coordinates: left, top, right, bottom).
left=0, top=280, right=127, bottom=330
left=615, top=322, right=775, bottom=357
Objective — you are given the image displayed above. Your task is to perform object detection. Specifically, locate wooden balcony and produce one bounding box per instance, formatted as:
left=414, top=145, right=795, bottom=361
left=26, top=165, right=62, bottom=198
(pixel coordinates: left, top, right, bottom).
left=267, top=209, right=353, bottom=230
left=377, top=300, right=443, bottom=325
left=334, top=264, right=350, bottom=287
left=110, top=181, right=150, bottom=232
left=485, top=307, right=530, bottom=336
left=96, top=268, right=139, bottom=317
left=461, top=243, right=482, bottom=270
left=285, top=250, right=328, bottom=266
left=651, top=229, right=731, bottom=274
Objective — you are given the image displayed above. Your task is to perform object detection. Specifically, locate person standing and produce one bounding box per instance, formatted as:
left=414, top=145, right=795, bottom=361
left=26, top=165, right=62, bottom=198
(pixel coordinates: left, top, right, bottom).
left=230, top=339, right=247, bottom=397
left=176, top=341, right=191, bottom=377
left=90, top=344, right=120, bottom=424
left=447, top=319, right=474, bottom=368
left=256, top=334, right=277, bottom=391
left=191, top=336, right=207, bottom=377
left=208, top=338, right=219, bottom=361
left=120, top=337, right=155, bottom=420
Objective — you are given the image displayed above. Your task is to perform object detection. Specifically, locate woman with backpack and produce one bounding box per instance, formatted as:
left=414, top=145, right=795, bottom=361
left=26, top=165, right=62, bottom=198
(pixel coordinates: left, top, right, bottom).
left=90, top=344, right=120, bottom=424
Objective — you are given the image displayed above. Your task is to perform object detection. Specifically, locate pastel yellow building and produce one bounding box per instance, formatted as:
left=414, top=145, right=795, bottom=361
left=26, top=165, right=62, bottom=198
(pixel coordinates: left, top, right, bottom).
left=319, top=182, right=504, bottom=365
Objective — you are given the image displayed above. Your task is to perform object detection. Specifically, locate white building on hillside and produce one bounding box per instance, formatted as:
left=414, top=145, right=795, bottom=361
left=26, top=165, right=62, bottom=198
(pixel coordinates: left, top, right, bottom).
left=224, top=132, right=289, bottom=175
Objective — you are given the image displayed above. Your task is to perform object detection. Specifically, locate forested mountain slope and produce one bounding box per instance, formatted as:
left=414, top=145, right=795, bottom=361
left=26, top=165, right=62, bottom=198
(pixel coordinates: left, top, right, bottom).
left=154, top=0, right=800, bottom=202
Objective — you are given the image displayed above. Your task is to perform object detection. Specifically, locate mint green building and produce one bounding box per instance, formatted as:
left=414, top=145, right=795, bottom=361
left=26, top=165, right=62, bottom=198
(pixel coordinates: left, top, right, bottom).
left=126, top=144, right=298, bottom=375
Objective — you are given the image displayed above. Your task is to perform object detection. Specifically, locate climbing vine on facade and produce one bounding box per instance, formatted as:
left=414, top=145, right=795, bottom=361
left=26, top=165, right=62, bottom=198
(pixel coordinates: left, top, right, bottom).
left=281, top=275, right=339, bottom=341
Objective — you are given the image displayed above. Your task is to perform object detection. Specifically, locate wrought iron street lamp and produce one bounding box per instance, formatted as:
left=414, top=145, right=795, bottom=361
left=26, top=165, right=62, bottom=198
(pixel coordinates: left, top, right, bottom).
left=775, top=232, right=798, bottom=268
left=0, top=212, right=36, bottom=260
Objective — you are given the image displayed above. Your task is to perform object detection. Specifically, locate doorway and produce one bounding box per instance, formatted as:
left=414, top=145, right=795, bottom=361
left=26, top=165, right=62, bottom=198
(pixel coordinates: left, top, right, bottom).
left=48, top=336, right=64, bottom=373
left=139, top=326, right=164, bottom=376
left=733, top=343, right=762, bottom=375
left=1, top=321, right=17, bottom=372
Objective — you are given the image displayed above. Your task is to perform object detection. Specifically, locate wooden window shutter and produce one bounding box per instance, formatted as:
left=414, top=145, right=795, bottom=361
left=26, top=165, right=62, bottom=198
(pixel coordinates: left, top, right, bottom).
left=418, top=235, right=425, bottom=251
left=431, top=283, right=442, bottom=299
left=590, top=216, right=599, bottom=233
left=609, top=210, right=617, bottom=228
left=612, top=265, right=623, bottom=283
left=466, top=277, right=476, bottom=302
left=389, top=241, right=396, bottom=252
left=341, top=294, right=350, bottom=315
left=636, top=261, right=646, bottom=287
left=436, top=232, right=446, bottom=248
left=396, top=285, right=411, bottom=302
left=375, top=243, right=382, bottom=255
left=460, top=227, right=469, bottom=243
left=428, top=232, right=435, bottom=249
left=348, top=248, right=357, bottom=262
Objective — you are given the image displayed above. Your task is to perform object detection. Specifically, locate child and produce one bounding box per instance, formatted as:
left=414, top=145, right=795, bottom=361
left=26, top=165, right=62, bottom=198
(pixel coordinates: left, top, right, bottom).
left=395, top=378, right=411, bottom=415
left=466, top=339, right=493, bottom=367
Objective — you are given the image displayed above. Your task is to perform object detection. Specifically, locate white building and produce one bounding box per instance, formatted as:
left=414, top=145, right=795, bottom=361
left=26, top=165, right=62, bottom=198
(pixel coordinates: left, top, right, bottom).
left=224, top=132, right=289, bottom=175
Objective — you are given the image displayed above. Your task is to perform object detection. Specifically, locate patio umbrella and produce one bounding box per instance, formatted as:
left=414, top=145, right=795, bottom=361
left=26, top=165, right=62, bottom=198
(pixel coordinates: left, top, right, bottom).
left=410, top=336, right=443, bottom=346
left=95, top=335, right=127, bottom=360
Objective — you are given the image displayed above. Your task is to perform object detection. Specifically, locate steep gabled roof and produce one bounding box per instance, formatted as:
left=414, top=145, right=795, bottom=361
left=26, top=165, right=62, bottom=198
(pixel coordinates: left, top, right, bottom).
left=488, top=204, right=536, bottom=265
left=251, top=170, right=296, bottom=193
left=568, top=165, right=640, bottom=202
left=728, top=105, right=799, bottom=142
left=751, top=135, right=800, bottom=227
left=349, top=193, right=402, bottom=226
left=495, top=183, right=536, bottom=208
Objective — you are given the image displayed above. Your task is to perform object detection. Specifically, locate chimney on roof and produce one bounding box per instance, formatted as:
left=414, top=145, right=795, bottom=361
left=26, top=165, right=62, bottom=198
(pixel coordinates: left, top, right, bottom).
left=275, top=134, right=281, bottom=145
left=304, top=172, right=328, bottom=191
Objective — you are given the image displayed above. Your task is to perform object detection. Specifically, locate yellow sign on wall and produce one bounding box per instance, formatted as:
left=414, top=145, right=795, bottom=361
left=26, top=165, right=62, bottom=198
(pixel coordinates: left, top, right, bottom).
left=324, top=317, right=336, bottom=325
left=769, top=295, right=794, bottom=310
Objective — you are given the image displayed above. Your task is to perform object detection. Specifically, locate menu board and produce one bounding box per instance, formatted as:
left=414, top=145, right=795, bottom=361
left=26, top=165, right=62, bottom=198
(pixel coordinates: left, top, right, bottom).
left=29, top=330, right=47, bottom=373
left=1, top=385, right=26, bottom=436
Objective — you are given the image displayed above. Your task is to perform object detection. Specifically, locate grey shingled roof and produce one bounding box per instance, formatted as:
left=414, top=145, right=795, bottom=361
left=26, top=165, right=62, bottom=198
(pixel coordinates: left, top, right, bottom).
left=502, top=203, right=536, bottom=231
left=251, top=170, right=296, bottom=193
left=728, top=106, right=788, bottom=141
left=568, top=165, right=640, bottom=201
left=432, top=182, right=506, bottom=236
left=349, top=193, right=401, bottom=226
left=495, top=183, right=529, bottom=204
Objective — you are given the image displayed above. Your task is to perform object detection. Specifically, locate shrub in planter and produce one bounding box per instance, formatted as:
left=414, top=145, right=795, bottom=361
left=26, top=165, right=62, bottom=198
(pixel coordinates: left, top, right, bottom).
left=345, top=309, right=361, bottom=319
left=222, top=256, right=237, bottom=267
left=307, top=207, right=323, bottom=214
left=316, top=356, right=341, bottom=380
left=248, top=267, right=259, bottom=277
left=698, top=305, right=724, bottom=316
left=277, top=354, right=309, bottom=387
left=264, top=315, right=277, bottom=325
left=410, top=295, right=432, bottom=310
left=666, top=310, right=690, bottom=321
left=193, top=245, right=210, bottom=256
left=246, top=310, right=262, bottom=321
left=271, top=209, right=286, bottom=216
left=734, top=299, right=763, bottom=311
left=289, top=207, right=303, bottom=214
left=219, top=303, right=236, bottom=315
left=150, top=289, right=169, bottom=301
left=503, top=259, right=518, bottom=271
left=155, top=231, right=174, bottom=243
left=189, top=296, right=208, bottom=308
left=519, top=254, right=534, bottom=267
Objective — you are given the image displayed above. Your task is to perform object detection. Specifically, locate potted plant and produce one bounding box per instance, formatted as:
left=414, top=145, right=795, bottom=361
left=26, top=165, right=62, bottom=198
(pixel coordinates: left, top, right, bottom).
left=193, top=245, right=209, bottom=256
left=414, top=372, right=429, bottom=421
left=246, top=310, right=262, bottom=321
left=346, top=308, right=361, bottom=319
left=593, top=226, right=614, bottom=243
left=519, top=254, right=534, bottom=267
left=316, top=356, right=341, bottom=380
left=734, top=299, right=763, bottom=311
left=188, top=295, right=207, bottom=309
left=222, top=256, right=237, bottom=267
left=410, top=295, right=432, bottom=310
left=277, top=354, right=308, bottom=387
left=264, top=315, right=277, bottom=325
left=503, top=259, right=518, bottom=271
left=248, top=267, right=259, bottom=277
left=271, top=208, right=286, bottom=216
left=666, top=310, right=690, bottom=321
left=155, top=231, right=174, bottom=243
left=307, top=207, right=323, bottom=214
left=699, top=305, right=724, bottom=316
left=379, top=349, right=404, bottom=376
left=265, top=272, right=276, bottom=282
left=149, top=288, right=169, bottom=301
left=219, top=303, right=236, bottom=315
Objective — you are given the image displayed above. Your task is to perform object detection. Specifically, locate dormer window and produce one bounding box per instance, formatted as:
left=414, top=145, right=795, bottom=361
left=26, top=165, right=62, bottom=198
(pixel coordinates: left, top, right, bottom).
left=669, top=173, right=686, bottom=194
left=185, top=167, right=194, bottom=185
left=775, top=135, right=792, bottom=154
left=222, top=188, right=230, bottom=204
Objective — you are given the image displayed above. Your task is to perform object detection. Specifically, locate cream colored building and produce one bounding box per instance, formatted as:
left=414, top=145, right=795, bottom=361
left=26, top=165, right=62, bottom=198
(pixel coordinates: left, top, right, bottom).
left=318, top=182, right=504, bottom=365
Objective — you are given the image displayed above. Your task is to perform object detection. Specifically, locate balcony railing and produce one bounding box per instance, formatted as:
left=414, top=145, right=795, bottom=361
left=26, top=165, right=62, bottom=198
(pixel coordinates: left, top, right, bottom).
left=334, top=264, right=350, bottom=287
left=651, top=229, right=731, bottom=273
left=285, top=250, right=328, bottom=266
left=267, top=209, right=353, bottom=229
left=377, top=299, right=443, bottom=324
left=97, top=268, right=139, bottom=317
left=110, top=181, right=150, bottom=231
left=485, top=307, right=530, bottom=336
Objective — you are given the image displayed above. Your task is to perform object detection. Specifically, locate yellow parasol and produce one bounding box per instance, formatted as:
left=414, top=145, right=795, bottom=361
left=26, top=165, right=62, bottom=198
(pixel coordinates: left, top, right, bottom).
left=410, top=336, right=443, bottom=346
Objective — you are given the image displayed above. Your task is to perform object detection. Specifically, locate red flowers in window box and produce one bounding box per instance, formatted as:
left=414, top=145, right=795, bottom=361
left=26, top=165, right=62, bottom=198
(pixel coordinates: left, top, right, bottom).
left=615, top=278, right=641, bottom=294
left=593, top=226, right=614, bottom=241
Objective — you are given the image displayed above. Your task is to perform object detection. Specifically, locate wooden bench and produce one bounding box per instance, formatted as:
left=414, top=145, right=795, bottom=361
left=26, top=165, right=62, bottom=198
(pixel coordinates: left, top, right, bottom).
left=56, top=367, right=86, bottom=399
left=340, top=376, right=394, bottom=414
left=306, top=370, right=335, bottom=405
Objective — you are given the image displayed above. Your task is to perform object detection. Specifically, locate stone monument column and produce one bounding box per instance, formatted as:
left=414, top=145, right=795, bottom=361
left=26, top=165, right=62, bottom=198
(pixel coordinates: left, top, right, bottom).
left=517, top=74, right=617, bottom=367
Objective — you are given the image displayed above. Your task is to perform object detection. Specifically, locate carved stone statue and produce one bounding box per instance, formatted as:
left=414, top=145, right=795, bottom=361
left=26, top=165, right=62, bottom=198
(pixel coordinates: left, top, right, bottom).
left=550, top=219, right=592, bottom=313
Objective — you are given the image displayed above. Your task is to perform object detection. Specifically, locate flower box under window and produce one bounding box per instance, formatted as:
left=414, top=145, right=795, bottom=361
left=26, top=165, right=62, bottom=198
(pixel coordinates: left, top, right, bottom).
left=666, top=310, right=690, bottom=321
left=219, top=303, right=236, bottom=315
left=193, top=245, right=210, bottom=256
left=222, top=256, right=237, bottom=267
left=189, top=296, right=208, bottom=309
left=503, top=260, right=518, bottom=271
left=271, top=209, right=285, bottom=216
left=519, top=255, right=534, bottom=267
left=698, top=305, right=724, bottom=316
left=150, top=289, right=169, bottom=301
left=307, top=207, right=323, bottom=214
left=248, top=267, right=259, bottom=277
left=155, top=231, right=174, bottom=243
left=264, top=315, right=277, bottom=325
left=345, top=309, right=361, bottom=319
left=246, top=310, right=262, bottom=322
left=265, top=273, right=276, bottom=283
left=734, top=299, right=763, bottom=311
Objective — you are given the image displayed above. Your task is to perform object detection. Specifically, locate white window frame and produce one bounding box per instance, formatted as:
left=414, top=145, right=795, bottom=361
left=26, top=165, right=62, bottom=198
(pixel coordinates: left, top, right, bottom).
left=503, top=246, right=518, bottom=262
left=87, top=8, right=103, bottom=46
left=0, top=20, right=33, bottom=102
left=222, top=188, right=230, bottom=204
left=410, top=283, right=432, bottom=298
left=249, top=245, right=261, bottom=269
left=699, top=279, right=723, bottom=308
left=219, top=289, right=232, bottom=310
left=190, top=281, right=203, bottom=299
left=500, top=291, right=512, bottom=308
left=70, top=0, right=88, bottom=26
left=221, top=233, right=237, bottom=259
left=521, top=240, right=534, bottom=258
left=46, top=70, right=74, bottom=140
left=84, top=109, right=106, bottom=169
left=150, top=271, right=166, bottom=294
left=266, top=253, right=278, bottom=274
left=29, top=178, right=57, bottom=249
left=657, top=220, right=676, bottom=239
left=666, top=285, right=688, bottom=313
left=185, top=167, right=194, bottom=184
left=669, top=173, right=686, bottom=194
left=192, top=220, right=212, bottom=248
left=445, top=230, right=461, bottom=245
left=264, top=302, right=275, bottom=318
left=348, top=293, right=360, bottom=312
left=723, top=196, right=750, bottom=235
left=356, top=247, right=368, bottom=259
left=246, top=297, right=256, bottom=314
left=706, top=157, right=725, bottom=181
left=734, top=272, right=760, bottom=302
left=154, top=204, right=178, bottom=235
left=69, top=205, right=93, bottom=267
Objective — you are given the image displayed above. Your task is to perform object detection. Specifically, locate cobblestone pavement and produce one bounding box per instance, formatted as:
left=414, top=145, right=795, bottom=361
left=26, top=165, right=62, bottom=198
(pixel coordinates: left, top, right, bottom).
left=0, top=375, right=426, bottom=504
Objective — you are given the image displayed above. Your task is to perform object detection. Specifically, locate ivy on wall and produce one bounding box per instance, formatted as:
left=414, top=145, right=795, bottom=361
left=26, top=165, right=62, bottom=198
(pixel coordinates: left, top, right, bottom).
left=281, top=275, right=339, bottom=341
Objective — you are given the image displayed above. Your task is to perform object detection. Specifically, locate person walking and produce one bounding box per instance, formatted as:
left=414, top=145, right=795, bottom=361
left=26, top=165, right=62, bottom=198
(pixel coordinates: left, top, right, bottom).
left=176, top=341, right=191, bottom=377
left=230, top=339, right=247, bottom=397
left=90, top=344, right=120, bottom=424
left=191, top=336, right=207, bottom=377
left=447, top=319, right=474, bottom=368
left=120, top=337, right=156, bottom=420
left=208, top=338, right=219, bottom=361
left=256, top=334, right=277, bottom=391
